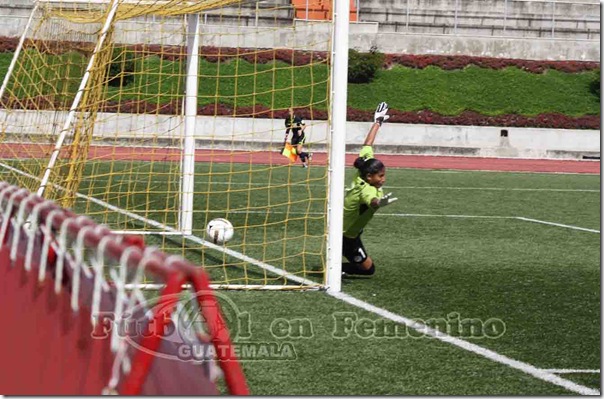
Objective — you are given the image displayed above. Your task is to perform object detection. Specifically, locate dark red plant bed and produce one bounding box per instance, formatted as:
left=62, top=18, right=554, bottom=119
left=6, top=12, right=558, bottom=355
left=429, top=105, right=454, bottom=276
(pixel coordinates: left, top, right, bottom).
left=382, top=54, right=599, bottom=73
left=0, top=93, right=598, bottom=129
left=346, top=108, right=599, bottom=130
left=236, top=106, right=600, bottom=130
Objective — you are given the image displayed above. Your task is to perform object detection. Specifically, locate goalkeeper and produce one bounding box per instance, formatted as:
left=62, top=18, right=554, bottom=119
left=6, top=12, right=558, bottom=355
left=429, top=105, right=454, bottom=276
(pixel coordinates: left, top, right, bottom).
left=342, top=102, right=397, bottom=276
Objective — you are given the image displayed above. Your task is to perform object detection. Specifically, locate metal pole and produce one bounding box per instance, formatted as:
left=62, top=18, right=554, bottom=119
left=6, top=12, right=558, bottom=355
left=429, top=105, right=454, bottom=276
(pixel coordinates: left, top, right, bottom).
left=406, top=0, right=410, bottom=31
left=551, top=0, right=556, bottom=38
left=326, top=0, right=349, bottom=293
left=454, top=0, right=459, bottom=34
left=37, top=0, right=121, bottom=197
left=306, top=0, right=309, bottom=19
left=255, top=1, right=259, bottom=26
left=180, top=13, right=201, bottom=234
left=503, top=0, right=508, bottom=34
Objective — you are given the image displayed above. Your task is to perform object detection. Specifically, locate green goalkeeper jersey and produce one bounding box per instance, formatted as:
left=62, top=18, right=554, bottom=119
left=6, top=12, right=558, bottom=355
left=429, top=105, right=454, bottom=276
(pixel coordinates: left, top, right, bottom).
left=343, top=146, right=384, bottom=238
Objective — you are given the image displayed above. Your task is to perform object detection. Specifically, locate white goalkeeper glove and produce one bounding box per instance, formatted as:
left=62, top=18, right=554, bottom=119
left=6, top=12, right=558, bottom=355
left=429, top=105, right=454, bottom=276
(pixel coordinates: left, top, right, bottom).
left=374, top=101, right=390, bottom=126
left=377, top=192, right=398, bottom=207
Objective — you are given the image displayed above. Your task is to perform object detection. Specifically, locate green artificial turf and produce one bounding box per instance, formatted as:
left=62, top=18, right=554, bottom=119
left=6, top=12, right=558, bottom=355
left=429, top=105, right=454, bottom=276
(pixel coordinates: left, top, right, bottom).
left=0, top=154, right=598, bottom=394
left=16, top=161, right=594, bottom=395
left=224, top=168, right=600, bottom=395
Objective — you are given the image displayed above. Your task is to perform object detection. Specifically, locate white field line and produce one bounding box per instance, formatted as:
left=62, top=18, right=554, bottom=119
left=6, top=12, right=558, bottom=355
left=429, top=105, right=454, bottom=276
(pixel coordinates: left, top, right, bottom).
left=409, top=168, right=600, bottom=177
left=391, top=186, right=599, bottom=193
left=375, top=213, right=600, bottom=234
left=73, top=174, right=600, bottom=193
left=123, top=283, right=320, bottom=291
left=194, top=209, right=600, bottom=235
left=541, top=369, right=600, bottom=374
left=515, top=217, right=600, bottom=234
left=363, top=212, right=600, bottom=234
left=328, top=291, right=600, bottom=396
left=0, top=162, right=320, bottom=288
left=379, top=213, right=511, bottom=219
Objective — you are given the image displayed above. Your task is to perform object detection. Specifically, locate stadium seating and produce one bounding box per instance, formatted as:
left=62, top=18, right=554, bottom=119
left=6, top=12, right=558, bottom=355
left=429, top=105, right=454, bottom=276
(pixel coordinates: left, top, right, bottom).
left=357, top=0, right=599, bottom=39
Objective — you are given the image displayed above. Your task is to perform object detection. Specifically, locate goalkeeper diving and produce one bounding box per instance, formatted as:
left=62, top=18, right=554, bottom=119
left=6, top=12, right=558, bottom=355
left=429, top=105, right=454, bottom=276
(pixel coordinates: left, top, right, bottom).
left=342, top=102, right=398, bottom=276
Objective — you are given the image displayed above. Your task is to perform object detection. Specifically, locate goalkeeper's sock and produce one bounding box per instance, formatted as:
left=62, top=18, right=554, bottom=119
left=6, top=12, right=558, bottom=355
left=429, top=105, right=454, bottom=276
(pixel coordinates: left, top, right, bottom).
left=342, top=263, right=375, bottom=276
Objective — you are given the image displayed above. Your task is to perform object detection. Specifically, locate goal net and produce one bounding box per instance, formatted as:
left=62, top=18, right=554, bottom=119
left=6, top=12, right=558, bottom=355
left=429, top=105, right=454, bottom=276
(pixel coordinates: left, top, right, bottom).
left=0, top=182, right=248, bottom=394
left=0, top=0, right=348, bottom=290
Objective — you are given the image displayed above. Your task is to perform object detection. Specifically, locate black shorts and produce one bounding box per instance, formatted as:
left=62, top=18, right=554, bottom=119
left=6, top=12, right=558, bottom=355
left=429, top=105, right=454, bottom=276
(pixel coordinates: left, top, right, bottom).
left=290, top=131, right=306, bottom=146
left=342, top=234, right=368, bottom=264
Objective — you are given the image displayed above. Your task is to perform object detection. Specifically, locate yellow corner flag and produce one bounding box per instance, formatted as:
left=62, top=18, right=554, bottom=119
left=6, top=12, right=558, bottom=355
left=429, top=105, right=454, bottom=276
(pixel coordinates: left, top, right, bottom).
left=281, top=143, right=298, bottom=162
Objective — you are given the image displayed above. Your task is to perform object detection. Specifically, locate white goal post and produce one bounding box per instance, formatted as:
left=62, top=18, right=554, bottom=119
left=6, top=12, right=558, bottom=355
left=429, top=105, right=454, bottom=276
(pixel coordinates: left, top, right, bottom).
left=0, top=0, right=349, bottom=292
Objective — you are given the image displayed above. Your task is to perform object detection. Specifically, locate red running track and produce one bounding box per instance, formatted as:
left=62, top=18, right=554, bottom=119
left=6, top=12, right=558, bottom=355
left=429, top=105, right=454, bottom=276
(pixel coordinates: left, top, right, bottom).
left=0, top=144, right=599, bottom=174
left=371, top=153, right=600, bottom=174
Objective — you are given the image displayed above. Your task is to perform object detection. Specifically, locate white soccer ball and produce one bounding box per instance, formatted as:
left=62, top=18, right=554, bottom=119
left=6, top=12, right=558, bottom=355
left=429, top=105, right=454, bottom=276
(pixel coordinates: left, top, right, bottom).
left=206, top=218, right=234, bottom=245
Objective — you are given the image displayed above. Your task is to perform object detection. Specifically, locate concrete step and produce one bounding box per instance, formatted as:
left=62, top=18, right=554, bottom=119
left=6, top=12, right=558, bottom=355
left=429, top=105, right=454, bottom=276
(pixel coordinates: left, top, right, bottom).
left=203, top=1, right=294, bottom=20
left=198, top=13, right=294, bottom=27
left=358, top=8, right=599, bottom=31
left=376, top=21, right=599, bottom=39
left=359, top=0, right=599, bottom=18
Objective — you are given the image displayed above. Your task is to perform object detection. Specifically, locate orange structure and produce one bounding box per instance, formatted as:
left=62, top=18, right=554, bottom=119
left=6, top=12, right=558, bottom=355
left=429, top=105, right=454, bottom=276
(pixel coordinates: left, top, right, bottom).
left=292, top=0, right=358, bottom=21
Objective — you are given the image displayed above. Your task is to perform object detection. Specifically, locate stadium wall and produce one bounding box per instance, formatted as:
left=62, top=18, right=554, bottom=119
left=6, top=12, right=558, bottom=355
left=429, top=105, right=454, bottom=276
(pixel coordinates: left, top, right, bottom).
left=357, top=0, right=599, bottom=39
left=1, top=110, right=599, bottom=160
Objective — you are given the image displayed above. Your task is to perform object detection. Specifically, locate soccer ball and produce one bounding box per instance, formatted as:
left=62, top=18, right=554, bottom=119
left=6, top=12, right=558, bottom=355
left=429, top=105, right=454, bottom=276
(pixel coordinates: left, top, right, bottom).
left=206, top=218, right=234, bottom=245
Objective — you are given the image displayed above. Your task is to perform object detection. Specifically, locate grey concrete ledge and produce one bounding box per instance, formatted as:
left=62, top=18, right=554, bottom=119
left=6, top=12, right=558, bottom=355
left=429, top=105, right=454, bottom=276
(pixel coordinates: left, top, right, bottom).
left=0, top=111, right=599, bottom=161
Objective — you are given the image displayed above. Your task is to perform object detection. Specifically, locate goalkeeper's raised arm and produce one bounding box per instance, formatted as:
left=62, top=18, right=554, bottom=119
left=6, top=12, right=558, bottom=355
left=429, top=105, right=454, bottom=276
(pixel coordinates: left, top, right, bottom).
left=341, top=102, right=397, bottom=277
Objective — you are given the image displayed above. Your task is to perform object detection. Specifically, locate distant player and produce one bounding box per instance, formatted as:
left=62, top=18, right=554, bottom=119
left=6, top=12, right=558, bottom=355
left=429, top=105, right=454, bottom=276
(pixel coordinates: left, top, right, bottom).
left=342, top=102, right=398, bottom=276
left=284, top=108, right=312, bottom=168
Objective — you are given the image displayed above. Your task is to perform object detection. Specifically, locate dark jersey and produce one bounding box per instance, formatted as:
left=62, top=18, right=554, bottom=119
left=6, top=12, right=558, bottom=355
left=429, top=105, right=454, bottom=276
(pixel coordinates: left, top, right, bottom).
left=290, top=130, right=306, bottom=145
left=285, top=115, right=305, bottom=135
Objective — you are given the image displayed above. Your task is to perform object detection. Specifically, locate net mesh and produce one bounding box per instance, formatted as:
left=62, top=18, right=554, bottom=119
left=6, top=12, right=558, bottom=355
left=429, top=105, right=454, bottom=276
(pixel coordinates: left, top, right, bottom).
left=0, top=181, right=248, bottom=394
left=0, top=0, right=334, bottom=289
